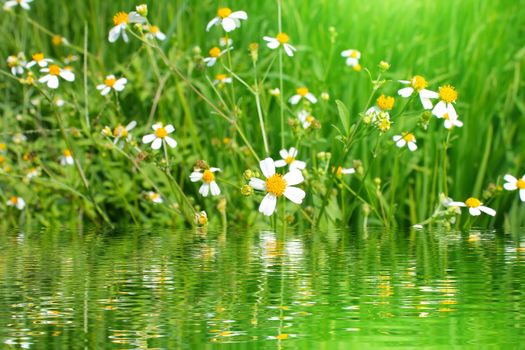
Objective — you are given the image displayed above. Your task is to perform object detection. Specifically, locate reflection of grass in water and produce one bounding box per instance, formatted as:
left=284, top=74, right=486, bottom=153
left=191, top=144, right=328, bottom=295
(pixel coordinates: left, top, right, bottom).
left=0, top=0, right=523, bottom=228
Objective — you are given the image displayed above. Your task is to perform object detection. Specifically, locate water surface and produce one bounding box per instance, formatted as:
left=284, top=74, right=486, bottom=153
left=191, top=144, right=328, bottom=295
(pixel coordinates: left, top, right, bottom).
left=1, top=228, right=525, bottom=349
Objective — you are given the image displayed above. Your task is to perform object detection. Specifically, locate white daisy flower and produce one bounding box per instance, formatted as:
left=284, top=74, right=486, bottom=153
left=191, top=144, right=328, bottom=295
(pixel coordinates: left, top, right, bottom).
left=108, top=11, right=146, bottom=43
left=63, top=54, right=79, bottom=64
left=341, top=49, right=361, bottom=67
left=269, top=88, right=281, bottom=96
left=144, top=25, right=166, bottom=41
left=219, top=37, right=233, bottom=47
left=26, top=53, right=53, bottom=68
left=6, top=196, right=25, bottom=210
left=38, top=64, right=75, bottom=89
left=275, top=147, right=306, bottom=171
left=289, top=87, right=317, bottom=105
left=60, top=149, right=74, bottom=166
left=249, top=158, right=306, bottom=216
left=96, top=75, right=127, bottom=96
left=142, top=122, right=177, bottom=150
left=147, top=191, right=163, bottom=204
left=333, top=166, right=355, bottom=177
left=397, top=75, right=438, bottom=110
left=4, top=0, right=32, bottom=11
left=190, top=167, right=221, bottom=197
left=111, top=121, right=137, bottom=144
left=206, top=7, right=248, bottom=32
left=12, top=133, right=27, bottom=144
left=442, top=112, right=463, bottom=129
left=7, top=53, right=26, bottom=75
left=263, top=32, right=296, bottom=57
left=393, top=132, right=418, bottom=151
left=503, top=174, right=525, bottom=202
left=432, top=85, right=463, bottom=129
left=54, top=96, right=65, bottom=107
left=448, top=197, right=496, bottom=217
left=26, top=167, right=40, bottom=180
left=203, top=47, right=228, bottom=67
left=297, top=110, right=317, bottom=129
left=213, top=73, right=232, bottom=85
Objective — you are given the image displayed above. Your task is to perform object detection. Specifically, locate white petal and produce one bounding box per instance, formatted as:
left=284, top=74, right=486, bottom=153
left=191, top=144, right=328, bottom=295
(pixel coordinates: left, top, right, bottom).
left=444, top=120, right=453, bottom=129
left=305, top=93, right=317, bottom=104
left=448, top=201, right=466, bottom=207
left=504, top=174, right=518, bottom=185
left=447, top=103, right=458, bottom=119
left=199, top=183, right=210, bottom=197
left=152, top=122, right=162, bottom=130
left=420, top=97, right=433, bottom=110
left=38, top=75, right=50, bottom=83
left=345, top=57, right=358, bottom=67
left=420, top=89, right=439, bottom=99
left=289, top=95, right=301, bottom=105
left=164, top=124, right=175, bottom=133
left=122, top=30, right=129, bottom=43
left=432, top=100, right=447, bottom=117
left=60, top=70, right=75, bottom=81
left=520, top=189, right=525, bottom=202
left=96, top=84, right=106, bottom=90
left=126, top=121, right=137, bottom=131
left=151, top=138, right=162, bottom=150
left=190, top=172, right=203, bottom=182
left=156, top=32, right=167, bottom=41
left=101, top=86, right=111, bottom=96
left=275, top=160, right=287, bottom=168
left=249, top=178, right=266, bottom=191
left=210, top=181, right=221, bottom=196
left=408, top=142, right=418, bottom=151
left=128, top=12, right=146, bottom=24
left=221, top=18, right=237, bottom=32
left=47, top=75, right=59, bottom=89
left=229, top=11, right=247, bottom=20
left=291, top=160, right=306, bottom=170
left=279, top=149, right=289, bottom=159
left=108, top=26, right=121, bottom=43
left=205, top=58, right=217, bottom=67
left=283, top=170, right=304, bottom=186
left=396, top=139, right=407, bottom=148
left=283, top=44, right=294, bottom=57
left=479, top=206, right=496, bottom=216
left=503, top=182, right=517, bottom=191
left=206, top=17, right=220, bottom=31
left=469, top=207, right=481, bottom=216
left=392, top=135, right=402, bottom=142
left=142, top=134, right=155, bottom=144
left=210, top=167, right=221, bottom=172
left=266, top=39, right=280, bottom=49
left=164, top=137, right=177, bottom=148
left=398, top=87, right=414, bottom=97
left=260, top=158, right=276, bottom=178
left=289, top=147, right=298, bottom=158
left=284, top=186, right=306, bottom=204
left=259, top=193, right=277, bottom=216
left=341, top=168, right=355, bottom=174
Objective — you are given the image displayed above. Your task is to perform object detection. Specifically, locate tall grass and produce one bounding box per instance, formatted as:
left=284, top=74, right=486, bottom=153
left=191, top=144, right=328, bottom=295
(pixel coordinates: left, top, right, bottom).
left=0, top=0, right=523, bottom=230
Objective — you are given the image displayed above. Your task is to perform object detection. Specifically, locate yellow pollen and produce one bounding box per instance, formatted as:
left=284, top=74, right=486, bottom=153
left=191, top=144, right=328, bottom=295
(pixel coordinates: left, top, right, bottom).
left=348, top=50, right=358, bottom=58
left=217, top=7, right=232, bottom=18
left=113, top=12, right=129, bottom=26
left=443, top=113, right=450, bottom=120
left=296, top=87, right=309, bottom=96
left=411, top=75, right=428, bottom=91
left=285, top=156, right=294, bottom=164
left=215, top=74, right=227, bottom=81
left=150, top=193, right=160, bottom=201
left=209, top=47, right=221, bottom=58
left=276, top=334, right=289, bottom=340
left=353, top=64, right=362, bottom=72
left=202, top=169, right=215, bottom=183
left=63, top=149, right=72, bottom=157
left=104, top=77, right=116, bottom=87
left=517, top=179, right=525, bottom=190
left=276, top=32, right=289, bottom=44
left=52, top=35, right=63, bottom=46
left=149, top=25, right=159, bottom=34
left=465, top=197, right=481, bottom=208
left=306, top=115, right=314, bottom=123
left=265, top=174, right=287, bottom=197
left=402, top=132, right=415, bottom=142
left=32, top=53, right=44, bottom=62
left=48, top=65, right=60, bottom=76
left=439, top=85, right=458, bottom=103
left=10, top=196, right=18, bottom=204
left=113, top=125, right=128, bottom=137
left=334, top=166, right=343, bottom=176
left=155, top=127, right=168, bottom=138
left=376, top=95, right=395, bottom=111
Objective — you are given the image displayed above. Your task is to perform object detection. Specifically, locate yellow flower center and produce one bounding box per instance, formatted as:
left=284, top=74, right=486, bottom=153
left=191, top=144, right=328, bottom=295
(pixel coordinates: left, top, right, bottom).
left=439, top=85, right=458, bottom=103
left=334, top=166, right=343, bottom=176
left=285, top=156, right=294, bottom=164
left=32, top=53, right=44, bottom=62
left=296, top=87, right=309, bottom=96
left=443, top=113, right=450, bottom=120
left=8, top=56, right=17, bottom=67
left=465, top=197, right=481, bottom=208
left=155, top=127, right=168, bottom=138
left=276, top=32, right=289, bottom=44
left=149, top=25, right=159, bottom=34
left=202, top=169, right=215, bottom=183
left=113, top=12, right=129, bottom=26
left=306, top=115, right=315, bottom=123
left=348, top=50, right=358, bottom=58
left=113, top=125, right=128, bottom=137
left=49, top=65, right=60, bottom=76
left=402, top=132, right=415, bottom=142
left=265, top=174, right=287, bottom=197
left=52, top=35, right=63, bottom=46
left=376, top=95, right=395, bottom=111
left=215, top=74, right=227, bottom=81
left=209, top=47, right=221, bottom=58
left=411, top=75, right=428, bottom=91
left=217, top=7, right=232, bottom=18
left=104, top=77, right=116, bottom=87
left=150, top=192, right=160, bottom=201
left=63, top=149, right=72, bottom=157
left=353, top=64, right=362, bottom=72
left=517, top=179, right=525, bottom=190
left=10, top=196, right=18, bottom=204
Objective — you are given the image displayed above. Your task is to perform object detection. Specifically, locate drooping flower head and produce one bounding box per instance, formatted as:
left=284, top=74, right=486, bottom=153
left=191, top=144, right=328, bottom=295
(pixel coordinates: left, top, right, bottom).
left=393, top=132, right=417, bottom=151
left=289, top=87, right=317, bottom=105
left=398, top=75, right=438, bottom=110
left=108, top=10, right=146, bottom=43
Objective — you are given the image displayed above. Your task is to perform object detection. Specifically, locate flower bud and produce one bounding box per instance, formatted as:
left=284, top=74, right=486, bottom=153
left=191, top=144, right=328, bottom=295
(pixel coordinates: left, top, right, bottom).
left=378, top=60, right=391, bottom=72
left=241, top=184, right=254, bottom=196
left=136, top=4, right=148, bottom=17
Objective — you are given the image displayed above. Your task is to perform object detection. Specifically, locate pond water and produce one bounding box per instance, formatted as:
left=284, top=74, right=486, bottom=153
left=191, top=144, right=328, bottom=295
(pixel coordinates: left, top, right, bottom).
left=1, top=228, right=525, bottom=349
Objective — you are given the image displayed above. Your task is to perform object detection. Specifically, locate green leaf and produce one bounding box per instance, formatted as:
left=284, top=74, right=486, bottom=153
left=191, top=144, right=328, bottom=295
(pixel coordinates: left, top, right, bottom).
left=335, top=99, right=350, bottom=134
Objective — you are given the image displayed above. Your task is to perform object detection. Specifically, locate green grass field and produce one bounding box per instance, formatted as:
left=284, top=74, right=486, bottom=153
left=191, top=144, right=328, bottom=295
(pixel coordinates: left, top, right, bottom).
left=0, top=0, right=524, bottom=230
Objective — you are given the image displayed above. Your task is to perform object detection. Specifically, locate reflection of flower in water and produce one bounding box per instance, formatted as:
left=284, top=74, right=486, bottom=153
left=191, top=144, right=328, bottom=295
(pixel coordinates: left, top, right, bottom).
left=259, top=231, right=305, bottom=269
